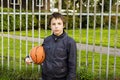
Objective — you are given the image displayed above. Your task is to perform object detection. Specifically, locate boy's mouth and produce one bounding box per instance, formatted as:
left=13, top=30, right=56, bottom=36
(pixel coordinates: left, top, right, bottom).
left=54, top=30, right=59, bottom=32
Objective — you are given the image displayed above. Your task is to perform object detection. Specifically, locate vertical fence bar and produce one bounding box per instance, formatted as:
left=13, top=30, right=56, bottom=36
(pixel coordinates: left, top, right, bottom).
left=19, top=0, right=22, bottom=71
left=25, top=0, right=28, bottom=70
left=66, top=0, right=69, bottom=33
left=13, top=0, right=16, bottom=71
left=38, top=0, right=42, bottom=44
left=38, top=0, right=42, bottom=72
left=32, top=0, right=35, bottom=47
left=99, top=0, right=104, bottom=79
left=7, top=0, right=10, bottom=70
left=106, top=0, right=112, bottom=79
left=58, top=0, right=62, bottom=13
left=78, top=0, right=83, bottom=67
left=72, top=0, right=75, bottom=39
left=45, top=0, right=48, bottom=37
left=92, top=0, right=97, bottom=76
left=1, top=0, right=4, bottom=70
left=50, top=0, right=55, bottom=12
left=113, top=0, right=119, bottom=79
left=50, top=0, right=55, bottom=35
left=86, top=0, right=90, bottom=68
left=1, top=0, right=120, bottom=79
left=32, top=0, right=35, bottom=70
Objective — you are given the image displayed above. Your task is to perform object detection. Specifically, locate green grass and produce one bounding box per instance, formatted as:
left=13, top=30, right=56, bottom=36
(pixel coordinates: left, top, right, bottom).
left=0, top=37, right=42, bottom=79
left=77, top=50, right=120, bottom=80
left=3, top=29, right=120, bottom=48
left=0, top=37, right=120, bottom=80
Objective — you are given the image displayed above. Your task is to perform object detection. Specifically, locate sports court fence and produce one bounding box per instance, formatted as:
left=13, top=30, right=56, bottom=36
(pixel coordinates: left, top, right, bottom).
left=0, top=0, right=120, bottom=80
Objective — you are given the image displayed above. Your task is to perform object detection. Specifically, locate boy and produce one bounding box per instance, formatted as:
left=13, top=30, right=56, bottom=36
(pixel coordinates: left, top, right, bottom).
left=25, top=12, right=77, bottom=80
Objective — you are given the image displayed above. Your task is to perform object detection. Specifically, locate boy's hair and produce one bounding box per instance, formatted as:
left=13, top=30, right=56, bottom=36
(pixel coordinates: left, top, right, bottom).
left=48, top=12, right=65, bottom=26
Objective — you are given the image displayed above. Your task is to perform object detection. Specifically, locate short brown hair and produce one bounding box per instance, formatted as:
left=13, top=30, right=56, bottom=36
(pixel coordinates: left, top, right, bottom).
left=48, top=12, right=65, bottom=26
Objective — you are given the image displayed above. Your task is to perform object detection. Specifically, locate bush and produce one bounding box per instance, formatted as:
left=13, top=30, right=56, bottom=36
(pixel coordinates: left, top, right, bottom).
left=1, top=7, right=120, bottom=30
left=0, top=7, right=38, bottom=31
left=64, top=15, right=80, bottom=29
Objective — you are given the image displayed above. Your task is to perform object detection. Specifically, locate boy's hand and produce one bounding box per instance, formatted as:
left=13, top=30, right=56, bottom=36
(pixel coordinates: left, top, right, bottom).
left=25, top=57, right=32, bottom=65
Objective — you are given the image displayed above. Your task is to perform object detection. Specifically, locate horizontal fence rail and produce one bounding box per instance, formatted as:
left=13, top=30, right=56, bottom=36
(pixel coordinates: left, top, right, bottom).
left=0, top=0, right=120, bottom=80
left=1, top=12, right=120, bottom=16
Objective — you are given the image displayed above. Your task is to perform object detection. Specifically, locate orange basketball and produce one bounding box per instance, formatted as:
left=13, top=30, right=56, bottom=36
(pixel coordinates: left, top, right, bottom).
left=30, top=46, right=45, bottom=64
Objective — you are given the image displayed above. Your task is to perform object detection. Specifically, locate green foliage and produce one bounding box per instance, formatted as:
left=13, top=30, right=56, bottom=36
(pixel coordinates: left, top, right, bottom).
left=0, top=7, right=38, bottom=31
left=98, top=0, right=117, bottom=12
left=0, top=37, right=120, bottom=79
left=78, top=15, right=120, bottom=29
left=77, top=67, right=94, bottom=80
left=0, top=66, right=94, bottom=80
left=1, top=7, right=120, bottom=31
left=103, top=16, right=120, bottom=29
left=0, top=68, right=41, bottom=80
left=65, top=15, right=80, bottom=29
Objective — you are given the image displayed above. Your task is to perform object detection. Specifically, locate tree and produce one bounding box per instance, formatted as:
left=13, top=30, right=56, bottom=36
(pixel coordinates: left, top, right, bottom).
left=97, top=0, right=117, bottom=12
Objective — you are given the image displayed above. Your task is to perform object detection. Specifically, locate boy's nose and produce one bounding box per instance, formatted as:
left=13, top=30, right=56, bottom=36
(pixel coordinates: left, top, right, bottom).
left=55, top=25, right=58, bottom=28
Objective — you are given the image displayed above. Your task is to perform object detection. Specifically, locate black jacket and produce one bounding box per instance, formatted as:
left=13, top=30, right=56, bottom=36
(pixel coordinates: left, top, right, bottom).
left=42, top=32, right=77, bottom=80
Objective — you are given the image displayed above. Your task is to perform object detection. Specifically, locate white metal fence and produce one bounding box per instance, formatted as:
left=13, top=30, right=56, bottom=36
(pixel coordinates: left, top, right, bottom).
left=0, top=0, right=120, bottom=79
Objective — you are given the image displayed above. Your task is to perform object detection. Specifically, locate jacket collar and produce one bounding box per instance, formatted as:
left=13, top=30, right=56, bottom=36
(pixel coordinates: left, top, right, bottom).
left=52, top=31, right=66, bottom=41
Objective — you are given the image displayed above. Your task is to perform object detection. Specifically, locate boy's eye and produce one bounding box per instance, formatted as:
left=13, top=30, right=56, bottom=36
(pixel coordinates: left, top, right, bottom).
left=58, top=23, right=61, bottom=25
left=52, top=23, right=55, bottom=25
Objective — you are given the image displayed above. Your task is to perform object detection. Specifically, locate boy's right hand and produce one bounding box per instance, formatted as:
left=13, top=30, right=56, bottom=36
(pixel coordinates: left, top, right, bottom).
left=25, top=57, right=32, bottom=65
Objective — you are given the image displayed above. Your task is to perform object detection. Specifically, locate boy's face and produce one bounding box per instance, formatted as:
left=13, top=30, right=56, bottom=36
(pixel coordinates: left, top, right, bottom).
left=50, top=18, right=64, bottom=36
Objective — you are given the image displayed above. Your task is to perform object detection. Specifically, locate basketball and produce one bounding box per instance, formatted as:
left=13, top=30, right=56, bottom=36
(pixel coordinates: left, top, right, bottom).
left=30, top=46, right=45, bottom=64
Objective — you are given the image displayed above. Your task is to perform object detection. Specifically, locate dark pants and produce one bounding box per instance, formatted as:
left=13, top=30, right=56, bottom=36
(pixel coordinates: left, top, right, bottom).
left=42, top=74, right=67, bottom=80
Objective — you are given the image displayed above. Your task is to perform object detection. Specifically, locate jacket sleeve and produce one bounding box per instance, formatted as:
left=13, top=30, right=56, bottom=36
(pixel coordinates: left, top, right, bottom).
left=67, top=39, right=77, bottom=80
